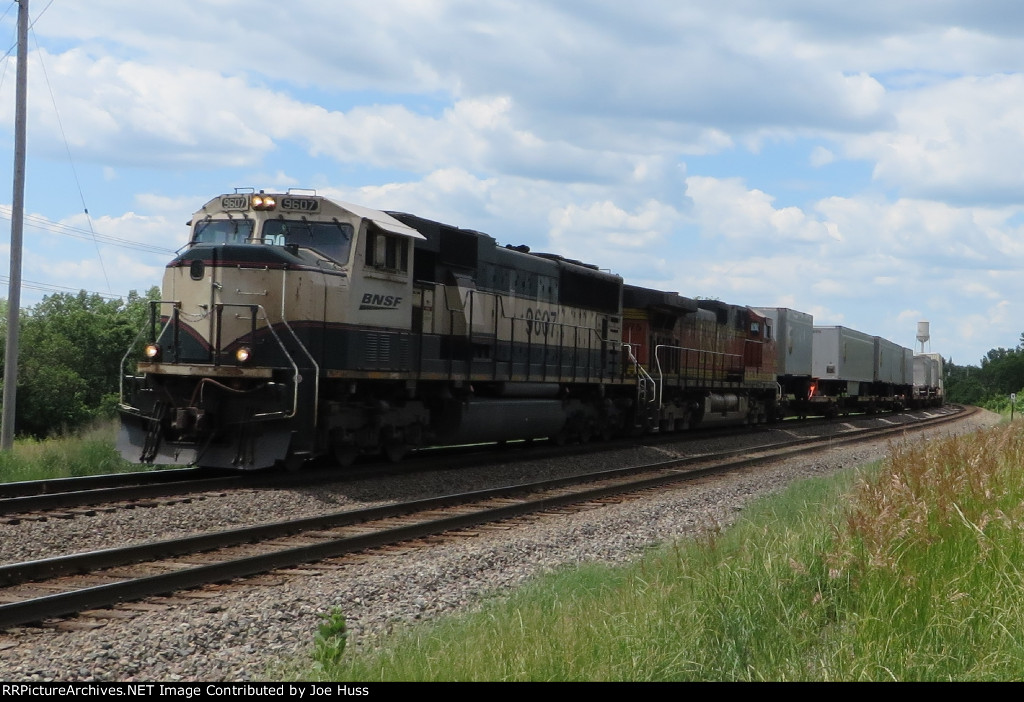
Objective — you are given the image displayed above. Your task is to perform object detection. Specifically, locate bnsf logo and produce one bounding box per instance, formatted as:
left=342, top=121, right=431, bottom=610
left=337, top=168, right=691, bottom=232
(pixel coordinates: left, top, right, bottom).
left=359, top=293, right=403, bottom=311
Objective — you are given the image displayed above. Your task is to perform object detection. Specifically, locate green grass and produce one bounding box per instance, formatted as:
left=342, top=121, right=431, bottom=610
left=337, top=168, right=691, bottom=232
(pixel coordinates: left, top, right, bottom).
left=291, top=423, right=1024, bottom=681
left=0, top=420, right=138, bottom=483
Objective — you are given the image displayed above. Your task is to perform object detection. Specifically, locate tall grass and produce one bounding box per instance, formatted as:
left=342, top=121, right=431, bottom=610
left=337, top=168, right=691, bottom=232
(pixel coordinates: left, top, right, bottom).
left=0, top=420, right=136, bottom=483
left=823, top=426, right=1024, bottom=679
left=297, top=424, right=1024, bottom=681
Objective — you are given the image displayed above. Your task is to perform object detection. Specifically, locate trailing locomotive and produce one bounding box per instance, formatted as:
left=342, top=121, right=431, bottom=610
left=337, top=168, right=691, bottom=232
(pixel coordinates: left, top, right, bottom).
left=117, top=189, right=919, bottom=470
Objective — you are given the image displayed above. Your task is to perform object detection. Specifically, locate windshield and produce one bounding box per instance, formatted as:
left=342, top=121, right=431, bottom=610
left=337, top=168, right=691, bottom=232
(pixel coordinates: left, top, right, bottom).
left=192, top=219, right=255, bottom=245
left=262, top=220, right=354, bottom=263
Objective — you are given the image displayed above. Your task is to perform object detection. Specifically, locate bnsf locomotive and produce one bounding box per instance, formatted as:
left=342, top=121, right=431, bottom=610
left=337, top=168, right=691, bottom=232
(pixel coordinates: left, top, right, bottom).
left=117, top=189, right=925, bottom=470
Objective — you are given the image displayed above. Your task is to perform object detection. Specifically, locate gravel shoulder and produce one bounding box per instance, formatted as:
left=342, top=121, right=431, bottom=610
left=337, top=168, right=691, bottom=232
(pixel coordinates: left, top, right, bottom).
left=0, top=409, right=1000, bottom=681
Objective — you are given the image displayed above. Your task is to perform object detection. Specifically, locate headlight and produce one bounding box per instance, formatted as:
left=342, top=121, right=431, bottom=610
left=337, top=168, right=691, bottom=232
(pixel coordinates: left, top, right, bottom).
left=251, top=195, right=277, bottom=211
left=143, top=343, right=161, bottom=361
left=235, top=346, right=252, bottom=364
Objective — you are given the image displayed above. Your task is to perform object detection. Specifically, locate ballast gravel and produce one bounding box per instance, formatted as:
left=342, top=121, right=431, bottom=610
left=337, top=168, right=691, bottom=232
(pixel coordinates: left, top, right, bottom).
left=0, top=410, right=1000, bottom=681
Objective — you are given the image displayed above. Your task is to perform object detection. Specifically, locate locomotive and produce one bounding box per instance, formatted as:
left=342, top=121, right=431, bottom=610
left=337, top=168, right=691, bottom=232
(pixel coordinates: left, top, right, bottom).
left=117, top=189, right=921, bottom=470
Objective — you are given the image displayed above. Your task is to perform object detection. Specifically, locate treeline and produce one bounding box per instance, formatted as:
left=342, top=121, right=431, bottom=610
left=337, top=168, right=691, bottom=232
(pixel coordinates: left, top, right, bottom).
left=0, top=287, right=159, bottom=437
left=945, top=338, right=1024, bottom=410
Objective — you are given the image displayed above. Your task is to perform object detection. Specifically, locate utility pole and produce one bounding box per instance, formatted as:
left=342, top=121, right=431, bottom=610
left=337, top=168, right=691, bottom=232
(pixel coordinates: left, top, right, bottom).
left=2, top=0, right=28, bottom=449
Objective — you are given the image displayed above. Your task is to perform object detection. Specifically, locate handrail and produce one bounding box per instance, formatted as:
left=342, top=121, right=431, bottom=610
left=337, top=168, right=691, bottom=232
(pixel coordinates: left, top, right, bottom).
left=118, top=299, right=305, bottom=423
left=653, top=344, right=743, bottom=409
left=117, top=300, right=178, bottom=410
left=435, top=284, right=606, bottom=337
left=429, top=283, right=612, bottom=382
left=623, top=342, right=658, bottom=410
left=278, top=270, right=320, bottom=427
left=221, top=302, right=302, bottom=421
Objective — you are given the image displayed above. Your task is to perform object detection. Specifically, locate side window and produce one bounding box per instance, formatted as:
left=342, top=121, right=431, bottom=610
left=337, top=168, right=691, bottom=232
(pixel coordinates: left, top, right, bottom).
left=365, top=232, right=409, bottom=273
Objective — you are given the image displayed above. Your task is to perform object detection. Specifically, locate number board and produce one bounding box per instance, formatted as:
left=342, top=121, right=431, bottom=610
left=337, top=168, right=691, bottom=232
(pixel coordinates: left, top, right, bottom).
left=280, top=197, right=320, bottom=213
left=220, top=196, right=249, bottom=210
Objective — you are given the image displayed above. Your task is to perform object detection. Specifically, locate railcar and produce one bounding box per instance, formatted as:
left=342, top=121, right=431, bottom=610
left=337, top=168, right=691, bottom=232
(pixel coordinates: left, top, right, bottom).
left=809, top=326, right=914, bottom=414
left=118, top=189, right=783, bottom=469
left=912, top=353, right=945, bottom=407
left=753, top=307, right=813, bottom=417
left=754, top=308, right=917, bottom=417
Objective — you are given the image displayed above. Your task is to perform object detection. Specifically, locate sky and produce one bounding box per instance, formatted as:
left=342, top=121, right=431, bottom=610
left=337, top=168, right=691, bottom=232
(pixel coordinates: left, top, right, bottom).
left=0, top=0, right=1019, bottom=366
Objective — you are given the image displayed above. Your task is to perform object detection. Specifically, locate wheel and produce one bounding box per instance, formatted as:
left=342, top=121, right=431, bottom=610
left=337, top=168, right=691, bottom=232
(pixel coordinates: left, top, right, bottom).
left=383, top=441, right=408, bottom=463
left=277, top=452, right=305, bottom=472
left=333, top=445, right=358, bottom=468
left=576, top=419, right=595, bottom=444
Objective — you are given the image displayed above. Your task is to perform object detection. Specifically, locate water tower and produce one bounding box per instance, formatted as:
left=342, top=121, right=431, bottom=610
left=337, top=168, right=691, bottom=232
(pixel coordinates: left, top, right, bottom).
left=916, top=321, right=930, bottom=353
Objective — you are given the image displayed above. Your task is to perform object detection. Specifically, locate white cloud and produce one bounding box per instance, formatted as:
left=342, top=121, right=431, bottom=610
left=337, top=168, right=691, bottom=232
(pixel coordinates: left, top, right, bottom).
left=810, top=146, right=835, bottom=167
left=815, top=195, right=1024, bottom=265
left=0, top=49, right=277, bottom=167
left=845, top=74, right=1024, bottom=202
left=686, top=176, right=837, bottom=244
left=0, top=0, right=1019, bottom=367
left=549, top=199, right=681, bottom=253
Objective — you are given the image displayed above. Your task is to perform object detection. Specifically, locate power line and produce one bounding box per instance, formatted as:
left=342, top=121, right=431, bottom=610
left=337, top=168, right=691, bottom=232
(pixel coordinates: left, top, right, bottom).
left=0, top=205, right=178, bottom=254
left=30, top=18, right=112, bottom=292
left=0, top=273, right=128, bottom=299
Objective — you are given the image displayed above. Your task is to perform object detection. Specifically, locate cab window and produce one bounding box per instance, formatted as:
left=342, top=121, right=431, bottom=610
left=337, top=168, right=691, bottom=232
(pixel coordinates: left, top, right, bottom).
left=262, top=220, right=354, bottom=263
left=193, top=219, right=254, bottom=245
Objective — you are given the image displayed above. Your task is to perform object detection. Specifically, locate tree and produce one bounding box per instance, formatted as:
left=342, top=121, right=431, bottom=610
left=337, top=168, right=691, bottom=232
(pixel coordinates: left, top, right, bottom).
left=0, top=287, right=159, bottom=437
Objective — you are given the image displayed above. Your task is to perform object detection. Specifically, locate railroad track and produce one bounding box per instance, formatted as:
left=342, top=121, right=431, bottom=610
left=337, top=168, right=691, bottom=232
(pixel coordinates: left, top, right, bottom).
left=0, top=408, right=954, bottom=519
left=0, top=405, right=968, bottom=631
left=0, top=470, right=250, bottom=520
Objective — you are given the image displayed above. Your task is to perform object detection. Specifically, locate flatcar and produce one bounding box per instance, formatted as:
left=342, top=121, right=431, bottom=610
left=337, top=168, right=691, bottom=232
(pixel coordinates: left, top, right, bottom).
left=117, top=189, right=918, bottom=469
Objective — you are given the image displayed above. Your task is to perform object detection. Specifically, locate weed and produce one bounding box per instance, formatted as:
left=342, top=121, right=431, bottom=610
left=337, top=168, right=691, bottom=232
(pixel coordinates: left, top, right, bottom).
left=314, top=608, right=348, bottom=665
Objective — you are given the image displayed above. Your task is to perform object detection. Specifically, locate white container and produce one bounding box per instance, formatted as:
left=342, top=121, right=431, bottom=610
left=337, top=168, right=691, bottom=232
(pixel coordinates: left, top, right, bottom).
left=874, top=336, right=907, bottom=385
left=753, top=307, right=813, bottom=377
left=813, top=326, right=875, bottom=384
